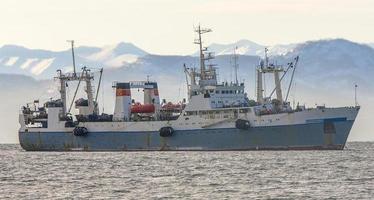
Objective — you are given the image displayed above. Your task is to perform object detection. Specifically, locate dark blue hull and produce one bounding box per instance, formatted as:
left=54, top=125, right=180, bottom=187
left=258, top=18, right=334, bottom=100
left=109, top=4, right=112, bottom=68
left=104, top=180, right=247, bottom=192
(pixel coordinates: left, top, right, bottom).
left=19, top=120, right=354, bottom=151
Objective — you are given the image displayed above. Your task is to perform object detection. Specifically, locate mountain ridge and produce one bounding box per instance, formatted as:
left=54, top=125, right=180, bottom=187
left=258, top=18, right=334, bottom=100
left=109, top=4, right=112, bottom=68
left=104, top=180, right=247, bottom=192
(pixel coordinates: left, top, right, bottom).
left=1, top=38, right=374, bottom=79
left=1, top=38, right=374, bottom=143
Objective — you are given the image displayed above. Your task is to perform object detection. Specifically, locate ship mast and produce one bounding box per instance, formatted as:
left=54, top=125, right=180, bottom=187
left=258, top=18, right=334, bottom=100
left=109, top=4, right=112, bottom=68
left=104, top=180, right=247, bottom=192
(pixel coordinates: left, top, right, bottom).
left=184, top=25, right=218, bottom=99
left=67, top=40, right=77, bottom=77
left=56, top=41, right=97, bottom=117
left=194, top=25, right=212, bottom=81
left=57, top=69, right=67, bottom=116
left=354, top=83, right=358, bottom=107
left=257, top=48, right=285, bottom=104
left=233, top=46, right=239, bottom=85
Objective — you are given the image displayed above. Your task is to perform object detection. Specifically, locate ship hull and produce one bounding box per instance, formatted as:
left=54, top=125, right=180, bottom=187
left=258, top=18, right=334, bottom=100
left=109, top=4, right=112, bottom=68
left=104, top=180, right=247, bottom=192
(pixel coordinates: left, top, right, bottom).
left=19, top=120, right=354, bottom=151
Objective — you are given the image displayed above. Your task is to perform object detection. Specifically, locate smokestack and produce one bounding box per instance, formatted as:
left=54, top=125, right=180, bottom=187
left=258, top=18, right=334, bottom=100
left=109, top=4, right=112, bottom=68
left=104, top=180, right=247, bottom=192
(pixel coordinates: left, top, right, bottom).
left=113, top=82, right=131, bottom=121
left=144, top=82, right=160, bottom=118
left=151, top=82, right=160, bottom=113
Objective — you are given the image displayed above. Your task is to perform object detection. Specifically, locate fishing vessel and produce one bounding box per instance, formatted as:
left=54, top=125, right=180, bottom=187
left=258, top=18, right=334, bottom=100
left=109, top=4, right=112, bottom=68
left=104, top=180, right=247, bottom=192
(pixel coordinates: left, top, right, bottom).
left=18, top=26, right=360, bottom=151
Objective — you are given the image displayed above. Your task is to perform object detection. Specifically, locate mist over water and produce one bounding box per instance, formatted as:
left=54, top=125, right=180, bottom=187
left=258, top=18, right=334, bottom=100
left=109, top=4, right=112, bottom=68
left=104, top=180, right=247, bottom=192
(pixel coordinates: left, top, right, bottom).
left=1, top=142, right=373, bottom=199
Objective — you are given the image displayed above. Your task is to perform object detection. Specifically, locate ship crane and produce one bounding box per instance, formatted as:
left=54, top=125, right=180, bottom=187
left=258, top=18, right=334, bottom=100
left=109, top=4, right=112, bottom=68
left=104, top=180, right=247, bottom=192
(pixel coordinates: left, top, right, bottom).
left=256, top=48, right=284, bottom=104
left=184, top=64, right=199, bottom=100
left=257, top=47, right=299, bottom=106
left=63, top=66, right=97, bottom=115
left=56, top=41, right=100, bottom=118
left=267, top=55, right=299, bottom=102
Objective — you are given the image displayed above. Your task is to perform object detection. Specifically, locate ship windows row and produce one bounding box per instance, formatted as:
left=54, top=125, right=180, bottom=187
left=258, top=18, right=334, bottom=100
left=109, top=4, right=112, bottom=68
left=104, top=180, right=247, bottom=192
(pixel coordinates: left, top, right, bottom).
left=214, top=90, right=244, bottom=94
left=184, top=108, right=251, bottom=116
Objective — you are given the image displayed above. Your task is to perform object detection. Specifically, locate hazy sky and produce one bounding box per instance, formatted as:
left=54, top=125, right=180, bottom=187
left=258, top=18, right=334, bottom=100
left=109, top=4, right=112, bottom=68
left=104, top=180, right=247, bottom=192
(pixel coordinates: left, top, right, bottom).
left=1, top=0, right=373, bottom=55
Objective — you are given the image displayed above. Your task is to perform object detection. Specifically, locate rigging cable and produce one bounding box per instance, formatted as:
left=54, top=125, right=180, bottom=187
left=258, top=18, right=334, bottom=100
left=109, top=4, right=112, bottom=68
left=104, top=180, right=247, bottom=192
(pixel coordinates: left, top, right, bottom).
left=268, top=58, right=296, bottom=99
left=101, top=70, right=105, bottom=113
left=95, top=68, right=103, bottom=110
left=285, top=56, right=299, bottom=102
left=68, top=68, right=85, bottom=113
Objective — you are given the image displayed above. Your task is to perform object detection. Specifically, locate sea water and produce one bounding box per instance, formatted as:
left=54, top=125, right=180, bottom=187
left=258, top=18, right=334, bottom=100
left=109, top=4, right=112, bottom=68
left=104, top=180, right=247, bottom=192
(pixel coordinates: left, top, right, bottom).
left=0, top=142, right=373, bottom=199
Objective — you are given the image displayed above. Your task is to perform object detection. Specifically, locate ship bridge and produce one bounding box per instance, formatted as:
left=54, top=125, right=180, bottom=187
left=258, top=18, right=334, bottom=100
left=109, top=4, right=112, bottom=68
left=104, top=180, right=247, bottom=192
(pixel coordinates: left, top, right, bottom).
left=183, top=25, right=249, bottom=111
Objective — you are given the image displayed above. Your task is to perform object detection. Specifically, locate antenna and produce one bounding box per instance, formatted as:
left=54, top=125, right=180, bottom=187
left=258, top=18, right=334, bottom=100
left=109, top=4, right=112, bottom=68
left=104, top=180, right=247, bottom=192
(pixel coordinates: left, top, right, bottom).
left=67, top=40, right=76, bottom=76
left=354, top=83, right=358, bottom=107
left=264, top=47, right=269, bottom=67
left=233, top=46, right=239, bottom=85
left=229, top=56, right=232, bottom=83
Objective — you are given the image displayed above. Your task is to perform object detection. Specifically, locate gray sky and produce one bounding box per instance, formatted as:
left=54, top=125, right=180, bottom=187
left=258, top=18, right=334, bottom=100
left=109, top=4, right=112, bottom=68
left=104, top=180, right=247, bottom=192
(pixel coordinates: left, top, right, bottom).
left=1, top=0, right=373, bottom=55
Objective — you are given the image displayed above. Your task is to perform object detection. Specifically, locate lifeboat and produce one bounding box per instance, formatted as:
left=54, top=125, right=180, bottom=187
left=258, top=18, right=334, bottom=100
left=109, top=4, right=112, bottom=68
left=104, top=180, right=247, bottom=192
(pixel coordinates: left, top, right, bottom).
left=161, top=102, right=185, bottom=111
left=131, top=103, right=155, bottom=113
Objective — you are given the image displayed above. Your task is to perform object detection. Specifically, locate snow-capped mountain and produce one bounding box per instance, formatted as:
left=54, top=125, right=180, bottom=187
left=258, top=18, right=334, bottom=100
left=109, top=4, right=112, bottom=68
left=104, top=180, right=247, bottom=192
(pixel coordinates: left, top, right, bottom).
left=280, top=39, right=374, bottom=89
left=86, top=42, right=148, bottom=67
left=193, top=39, right=297, bottom=57
left=203, top=39, right=264, bottom=56
left=0, top=42, right=148, bottom=79
left=368, top=43, right=374, bottom=49
left=2, top=39, right=373, bottom=80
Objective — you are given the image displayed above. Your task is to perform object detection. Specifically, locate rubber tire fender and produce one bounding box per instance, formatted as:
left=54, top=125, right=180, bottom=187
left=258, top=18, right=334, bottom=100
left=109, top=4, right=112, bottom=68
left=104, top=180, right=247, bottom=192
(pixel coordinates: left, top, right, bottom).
left=159, top=127, right=174, bottom=137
